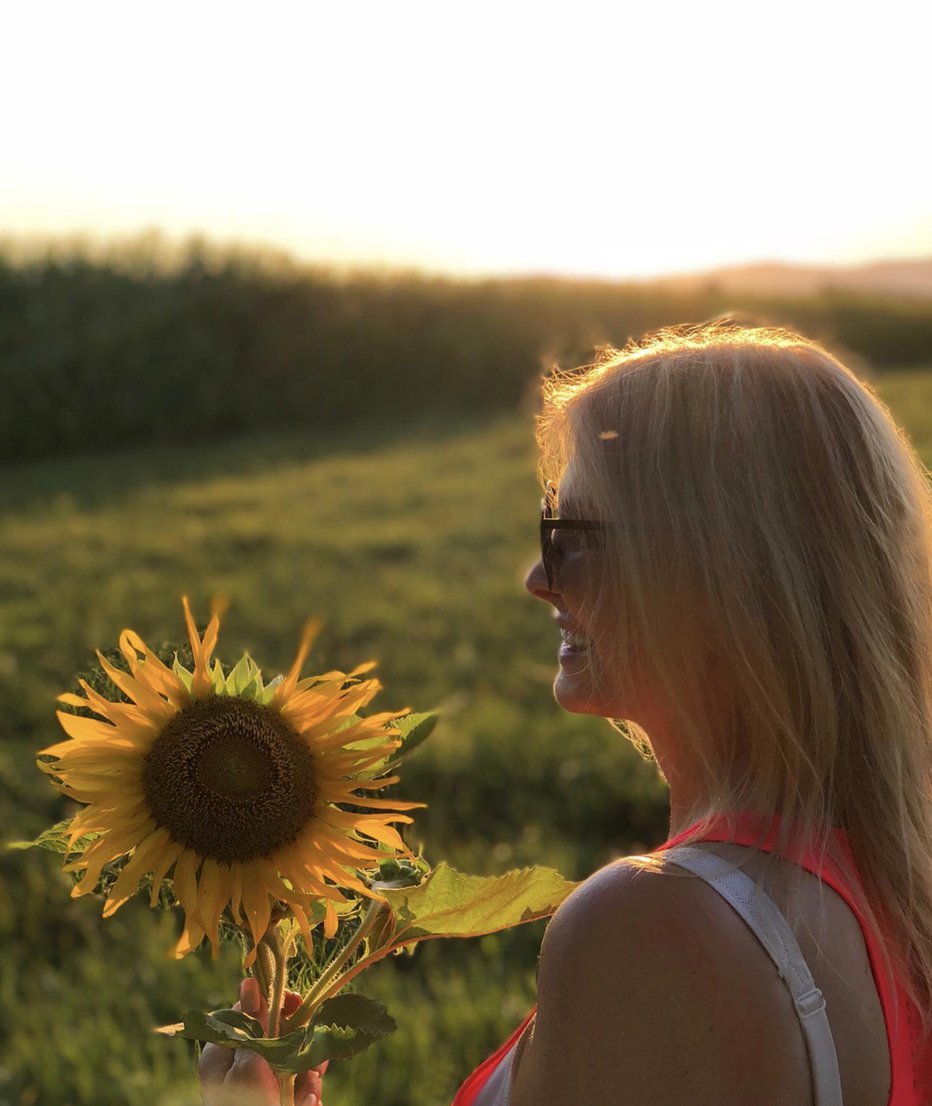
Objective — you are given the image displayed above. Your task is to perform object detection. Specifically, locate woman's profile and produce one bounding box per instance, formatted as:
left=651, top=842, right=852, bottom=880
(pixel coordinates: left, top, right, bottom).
left=201, top=323, right=932, bottom=1106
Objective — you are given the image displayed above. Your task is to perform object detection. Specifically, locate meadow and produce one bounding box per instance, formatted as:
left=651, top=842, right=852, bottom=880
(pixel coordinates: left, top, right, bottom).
left=3, top=368, right=932, bottom=1105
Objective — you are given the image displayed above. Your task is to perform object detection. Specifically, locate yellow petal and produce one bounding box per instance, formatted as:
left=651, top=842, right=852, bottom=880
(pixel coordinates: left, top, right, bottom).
left=228, top=863, right=244, bottom=925
left=172, top=848, right=201, bottom=916
left=39, top=738, right=139, bottom=763
left=240, top=863, right=272, bottom=949
left=181, top=594, right=202, bottom=658
left=148, top=835, right=186, bottom=907
left=183, top=597, right=224, bottom=699
left=49, top=711, right=122, bottom=746
left=194, top=857, right=227, bottom=958
left=173, top=915, right=206, bottom=959
left=290, top=899, right=315, bottom=955
left=271, top=617, right=323, bottom=708
left=120, top=629, right=191, bottom=709
left=102, top=829, right=173, bottom=916
left=72, top=680, right=162, bottom=743
left=95, top=652, right=175, bottom=721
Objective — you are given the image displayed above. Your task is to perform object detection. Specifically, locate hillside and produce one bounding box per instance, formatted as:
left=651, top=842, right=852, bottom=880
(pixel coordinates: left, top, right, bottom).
left=648, top=256, right=932, bottom=299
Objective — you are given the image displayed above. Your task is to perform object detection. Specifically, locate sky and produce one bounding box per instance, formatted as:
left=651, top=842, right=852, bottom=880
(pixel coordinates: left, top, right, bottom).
left=2, top=1, right=930, bottom=281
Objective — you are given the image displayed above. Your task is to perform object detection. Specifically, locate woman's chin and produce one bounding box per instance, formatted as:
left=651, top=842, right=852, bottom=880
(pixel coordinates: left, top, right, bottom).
left=553, top=667, right=612, bottom=716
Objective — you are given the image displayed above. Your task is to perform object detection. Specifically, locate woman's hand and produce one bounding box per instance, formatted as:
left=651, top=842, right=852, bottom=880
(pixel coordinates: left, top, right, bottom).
left=198, top=978, right=328, bottom=1106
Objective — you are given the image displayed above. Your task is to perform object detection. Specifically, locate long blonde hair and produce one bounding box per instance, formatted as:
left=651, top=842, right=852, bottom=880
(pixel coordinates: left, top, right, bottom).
left=537, top=321, right=932, bottom=1047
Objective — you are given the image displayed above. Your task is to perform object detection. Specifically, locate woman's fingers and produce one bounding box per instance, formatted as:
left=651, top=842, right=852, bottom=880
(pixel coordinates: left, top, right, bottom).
left=197, top=1041, right=235, bottom=1092
left=239, top=978, right=269, bottom=1034
left=199, top=982, right=329, bottom=1105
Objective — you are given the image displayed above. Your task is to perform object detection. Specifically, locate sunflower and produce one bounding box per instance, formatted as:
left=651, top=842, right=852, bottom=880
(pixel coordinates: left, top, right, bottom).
left=38, top=598, right=422, bottom=965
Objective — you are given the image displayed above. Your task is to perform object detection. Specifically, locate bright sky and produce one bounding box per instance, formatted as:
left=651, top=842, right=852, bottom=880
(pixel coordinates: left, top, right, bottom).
left=2, top=1, right=930, bottom=280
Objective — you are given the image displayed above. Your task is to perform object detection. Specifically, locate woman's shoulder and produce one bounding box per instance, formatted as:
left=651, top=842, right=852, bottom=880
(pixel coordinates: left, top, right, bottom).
left=509, top=853, right=810, bottom=1105
left=543, top=850, right=714, bottom=942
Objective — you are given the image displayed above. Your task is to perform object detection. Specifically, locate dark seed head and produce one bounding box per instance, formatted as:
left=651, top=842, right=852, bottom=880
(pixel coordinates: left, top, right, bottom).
left=142, top=696, right=317, bottom=863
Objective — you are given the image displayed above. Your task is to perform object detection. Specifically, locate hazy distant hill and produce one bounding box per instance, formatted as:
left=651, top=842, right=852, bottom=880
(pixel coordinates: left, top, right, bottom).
left=648, top=257, right=932, bottom=300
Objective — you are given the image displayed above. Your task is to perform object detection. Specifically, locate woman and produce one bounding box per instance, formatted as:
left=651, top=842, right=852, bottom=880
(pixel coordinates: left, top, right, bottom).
left=201, top=323, right=932, bottom=1105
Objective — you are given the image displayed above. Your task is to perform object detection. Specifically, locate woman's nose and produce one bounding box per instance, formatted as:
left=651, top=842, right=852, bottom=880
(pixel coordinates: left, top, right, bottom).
left=524, top=558, right=558, bottom=604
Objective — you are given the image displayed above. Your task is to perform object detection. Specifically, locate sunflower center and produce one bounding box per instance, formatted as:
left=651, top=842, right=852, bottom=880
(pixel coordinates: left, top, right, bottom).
left=142, top=696, right=317, bottom=863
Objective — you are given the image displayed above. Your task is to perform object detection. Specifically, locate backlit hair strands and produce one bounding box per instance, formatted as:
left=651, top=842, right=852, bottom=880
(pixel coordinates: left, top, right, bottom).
left=536, top=322, right=932, bottom=1049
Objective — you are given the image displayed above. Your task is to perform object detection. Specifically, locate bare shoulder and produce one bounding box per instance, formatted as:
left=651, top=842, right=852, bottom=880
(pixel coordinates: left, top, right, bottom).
left=510, top=855, right=809, bottom=1106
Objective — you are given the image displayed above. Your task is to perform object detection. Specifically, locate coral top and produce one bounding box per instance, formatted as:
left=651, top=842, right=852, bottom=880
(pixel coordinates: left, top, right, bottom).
left=451, top=811, right=932, bottom=1106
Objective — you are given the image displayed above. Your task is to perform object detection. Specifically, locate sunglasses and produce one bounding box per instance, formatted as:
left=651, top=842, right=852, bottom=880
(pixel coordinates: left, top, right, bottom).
left=540, top=481, right=607, bottom=591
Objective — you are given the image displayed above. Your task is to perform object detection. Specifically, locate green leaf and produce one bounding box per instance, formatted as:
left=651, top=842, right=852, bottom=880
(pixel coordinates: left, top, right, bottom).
left=379, top=861, right=577, bottom=944
left=225, top=652, right=260, bottom=696
left=209, top=658, right=226, bottom=693
left=172, top=658, right=193, bottom=692
left=370, top=855, right=431, bottom=890
left=164, top=994, right=396, bottom=1072
left=6, top=817, right=99, bottom=854
left=257, top=674, right=283, bottom=704
left=158, top=1008, right=264, bottom=1046
left=386, top=711, right=438, bottom=764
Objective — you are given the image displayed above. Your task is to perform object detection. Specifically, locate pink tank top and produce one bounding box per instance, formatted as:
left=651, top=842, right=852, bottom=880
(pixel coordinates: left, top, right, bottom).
left=451, top=811, right=932, bottom=1106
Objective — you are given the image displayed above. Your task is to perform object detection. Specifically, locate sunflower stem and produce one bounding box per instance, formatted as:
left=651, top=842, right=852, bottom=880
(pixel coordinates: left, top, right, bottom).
left=268, top=923, right=295, bottom=1039
left=284, top=900, right=383, bottom=1030
left=254, top=937, right=278, bottom=1019
left=277, top=1071, right=296, bottom=1105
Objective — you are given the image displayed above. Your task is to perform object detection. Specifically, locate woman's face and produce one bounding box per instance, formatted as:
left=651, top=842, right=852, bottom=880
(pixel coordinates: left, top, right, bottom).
left=524, top=463, right=629, bottom=717
left=525, top=464, right=728, bottom=756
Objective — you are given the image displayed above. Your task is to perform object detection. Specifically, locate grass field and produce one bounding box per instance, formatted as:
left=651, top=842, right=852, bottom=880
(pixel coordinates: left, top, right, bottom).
left=3, top=370, right=931, bottom=1106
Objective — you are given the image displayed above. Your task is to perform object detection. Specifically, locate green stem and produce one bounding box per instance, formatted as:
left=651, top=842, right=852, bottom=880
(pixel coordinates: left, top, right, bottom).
left=277, top=1071, right=296, bottom=1106
left=253, top=937, right=277, bottom=1015
left=284, top=901, right=383, bottom=1030
left=268, top=926, right=295, bottom=1039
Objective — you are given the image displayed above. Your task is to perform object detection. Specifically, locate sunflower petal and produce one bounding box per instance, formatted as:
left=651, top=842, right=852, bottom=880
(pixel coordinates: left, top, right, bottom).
left=172, top=848, right=201, bottom=918
left=95, top=652, right=174, bottom=721
left=228, top=863, right=244, bottom=925
left=240, top=863, right=272, bottom=949
left=174, top=915, right=206, bottom=959
left=271, top=617, right=323, bottom=708
left=120, top=629, right=191, bottom=709
left=72, top=679, right=162, bottom=742
left=102, top=829, right=173, bottom=916
left=194, top=857, right=226, bottom=958
left=290, top=899, right=315, bottom=955
left=192, top=604, right=224, bottom=699
left=49, top=711, right=123, bottom=746
left=148, top=835, right=186, bottom=907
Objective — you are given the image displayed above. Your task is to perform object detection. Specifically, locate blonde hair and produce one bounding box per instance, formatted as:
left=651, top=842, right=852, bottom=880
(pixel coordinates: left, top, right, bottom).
left=537, top=321, right=932, bottom=1047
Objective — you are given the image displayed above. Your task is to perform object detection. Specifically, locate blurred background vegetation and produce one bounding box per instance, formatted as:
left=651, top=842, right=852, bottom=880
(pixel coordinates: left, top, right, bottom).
left=3, top=237, right=932, bottom=465
left=2, top=238, right=932, bottom=1105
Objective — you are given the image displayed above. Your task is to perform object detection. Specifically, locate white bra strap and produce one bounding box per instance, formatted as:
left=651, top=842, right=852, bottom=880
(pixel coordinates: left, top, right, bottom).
left=660, top=844, right=844, bottom=1106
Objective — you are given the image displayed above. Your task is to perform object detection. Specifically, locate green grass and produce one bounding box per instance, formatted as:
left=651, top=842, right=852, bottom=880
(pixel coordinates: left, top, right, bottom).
left=2, top=373, right=929, bottom=1105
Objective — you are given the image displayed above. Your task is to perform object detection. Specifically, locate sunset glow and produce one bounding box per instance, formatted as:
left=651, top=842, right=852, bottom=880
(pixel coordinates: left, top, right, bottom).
left=2, top=0, right=928, bottom=279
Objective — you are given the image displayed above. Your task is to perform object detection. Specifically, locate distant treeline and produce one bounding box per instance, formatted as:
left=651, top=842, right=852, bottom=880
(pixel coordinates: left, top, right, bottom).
left=2, top=240, right=931, bottom=463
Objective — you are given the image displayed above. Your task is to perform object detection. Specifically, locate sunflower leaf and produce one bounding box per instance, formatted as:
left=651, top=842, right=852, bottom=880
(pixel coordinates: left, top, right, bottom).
left=385, top=711, right=438, bottom=764
left=376, top=861, right=578, bottom=945
left=160, top=1008, right=265, bottom=1044
left=209, top=658, right=226, bottom=693
left=225, top=652, right=258, bottom=696
left=257, top=674, right=283, bottom=704
left=6, top=818, right=100, bottom=854
left=172, top=659, right=194, bottom=692
left=166, top=995, right=396, bottom=1071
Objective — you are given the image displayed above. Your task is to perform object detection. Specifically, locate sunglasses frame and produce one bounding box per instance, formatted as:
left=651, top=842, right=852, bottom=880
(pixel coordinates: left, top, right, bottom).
left=540, top=482, right=606, bottom=591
